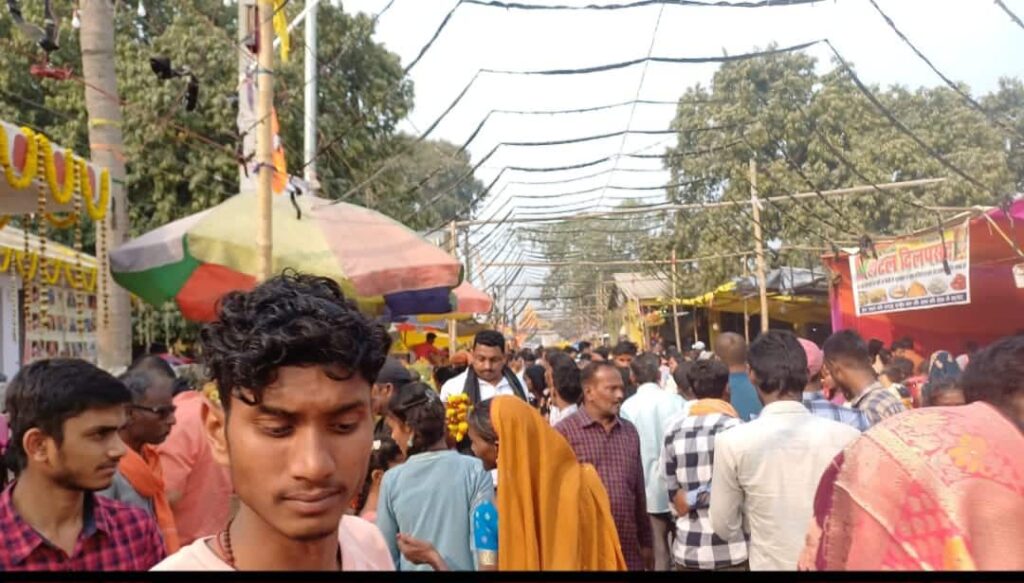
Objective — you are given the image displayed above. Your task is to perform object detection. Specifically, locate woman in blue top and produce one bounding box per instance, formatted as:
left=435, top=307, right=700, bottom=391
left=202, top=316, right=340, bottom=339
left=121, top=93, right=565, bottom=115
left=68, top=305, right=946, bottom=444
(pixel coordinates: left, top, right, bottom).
left=376, top=382, right=494, bottom=571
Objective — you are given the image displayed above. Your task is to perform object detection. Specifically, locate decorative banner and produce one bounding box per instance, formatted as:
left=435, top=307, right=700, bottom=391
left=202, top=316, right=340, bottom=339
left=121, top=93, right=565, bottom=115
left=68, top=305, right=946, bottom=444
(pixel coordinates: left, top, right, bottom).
left=850, top=221, right=970, bottom=316
left=24, top=286, right=97, bottom=364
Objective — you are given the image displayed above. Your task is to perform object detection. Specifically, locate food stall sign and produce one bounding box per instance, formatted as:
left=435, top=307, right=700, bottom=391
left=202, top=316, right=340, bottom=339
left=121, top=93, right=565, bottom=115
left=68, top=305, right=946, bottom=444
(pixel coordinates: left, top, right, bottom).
left=850, top=220, right=970, bottom=316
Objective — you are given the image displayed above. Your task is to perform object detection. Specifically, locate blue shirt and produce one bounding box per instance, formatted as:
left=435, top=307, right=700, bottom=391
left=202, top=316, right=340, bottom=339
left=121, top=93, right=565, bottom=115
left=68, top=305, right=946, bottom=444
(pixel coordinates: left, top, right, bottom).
left=377, top=450, right=494, bottom=571
left=802, top=391, right=870, bottom=431
left=728, top=372, right=763, bottom=422
left=620, top=383, right=685, bottom=514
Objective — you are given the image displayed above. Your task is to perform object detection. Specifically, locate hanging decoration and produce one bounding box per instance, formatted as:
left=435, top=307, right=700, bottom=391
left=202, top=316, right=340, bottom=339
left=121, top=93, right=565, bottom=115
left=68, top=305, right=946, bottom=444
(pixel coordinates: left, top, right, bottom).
left=273, top=0, right=290, bottom=62
left=1, top=125, right=38, bottom=190
left=1, top=123, right=110, bottom=224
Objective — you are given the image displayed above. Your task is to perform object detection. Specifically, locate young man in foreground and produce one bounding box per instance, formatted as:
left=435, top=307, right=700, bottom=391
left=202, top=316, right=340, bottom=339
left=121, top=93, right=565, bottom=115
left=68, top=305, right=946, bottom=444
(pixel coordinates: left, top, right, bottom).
left=0, top=359, right=165, bottom=571
left=152, top=272, right=395, bottom=571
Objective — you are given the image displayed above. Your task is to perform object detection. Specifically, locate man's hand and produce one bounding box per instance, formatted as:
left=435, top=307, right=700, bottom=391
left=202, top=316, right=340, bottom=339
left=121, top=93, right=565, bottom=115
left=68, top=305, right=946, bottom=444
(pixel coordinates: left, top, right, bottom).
left=641, top=546, right=654, bottom=571
left=397, top=533, right=449, bottom=571
left=672, top=491, right=689, bottom=516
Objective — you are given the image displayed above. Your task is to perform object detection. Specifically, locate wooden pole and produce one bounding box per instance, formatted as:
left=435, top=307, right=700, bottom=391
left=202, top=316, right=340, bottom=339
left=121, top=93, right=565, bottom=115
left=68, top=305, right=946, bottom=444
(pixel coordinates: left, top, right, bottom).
left=750, top=158, right=769, bottom=334
left=671, top=249, right=682, bottom=352
left=256, top=0, right=275, bottom=281
left=448, top=220, right=458, bottom=350
left=742, top=256, right=750, bottom=342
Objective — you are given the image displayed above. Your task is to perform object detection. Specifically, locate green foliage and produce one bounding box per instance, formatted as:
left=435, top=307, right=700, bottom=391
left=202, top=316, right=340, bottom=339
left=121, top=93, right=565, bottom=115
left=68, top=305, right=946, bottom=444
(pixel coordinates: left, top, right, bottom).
left=661, top=48, right=1019, bottom=294
left=527, top=49, right=1023, bottom=326
left=1, top=1, right=481, bottom=346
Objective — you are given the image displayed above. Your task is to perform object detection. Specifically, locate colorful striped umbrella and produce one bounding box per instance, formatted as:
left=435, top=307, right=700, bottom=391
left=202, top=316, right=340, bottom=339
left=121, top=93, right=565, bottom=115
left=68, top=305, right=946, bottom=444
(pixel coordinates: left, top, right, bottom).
left=110, top=192, right=462, bottom=321
left=396, top=281, right=492, bottom=325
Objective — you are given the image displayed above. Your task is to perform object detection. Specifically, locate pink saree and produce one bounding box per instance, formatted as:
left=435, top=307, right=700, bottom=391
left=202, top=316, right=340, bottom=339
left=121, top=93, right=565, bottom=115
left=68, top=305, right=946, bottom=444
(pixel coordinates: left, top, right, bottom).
left=799, top=402, right=1024, bottom=571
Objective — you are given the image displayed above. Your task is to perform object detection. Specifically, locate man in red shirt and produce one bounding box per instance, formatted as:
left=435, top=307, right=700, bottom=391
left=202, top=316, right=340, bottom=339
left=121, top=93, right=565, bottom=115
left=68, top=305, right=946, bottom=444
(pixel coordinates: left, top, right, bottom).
left=411, top=333, right=441, bottom=364
left=0, top=359, right=166, bottom=571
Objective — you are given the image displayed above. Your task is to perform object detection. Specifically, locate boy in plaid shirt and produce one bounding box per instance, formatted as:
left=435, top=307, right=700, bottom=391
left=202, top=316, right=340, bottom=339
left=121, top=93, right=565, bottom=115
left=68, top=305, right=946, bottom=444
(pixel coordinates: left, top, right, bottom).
left=662, top=360, right=748, bottom=571
left=0, top=360, right=165, bottom=571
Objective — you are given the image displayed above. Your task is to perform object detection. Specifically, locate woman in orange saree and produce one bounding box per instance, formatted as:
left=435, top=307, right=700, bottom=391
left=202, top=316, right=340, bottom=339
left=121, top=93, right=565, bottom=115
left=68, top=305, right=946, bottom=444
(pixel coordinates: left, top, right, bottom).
left=468, top=396, right=627, bottom=571
left=799, top=401, right=1024, bottom=570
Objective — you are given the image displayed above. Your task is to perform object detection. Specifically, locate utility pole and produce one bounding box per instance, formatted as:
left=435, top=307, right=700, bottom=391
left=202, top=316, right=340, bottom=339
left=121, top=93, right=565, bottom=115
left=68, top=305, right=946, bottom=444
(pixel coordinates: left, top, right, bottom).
left=303, top=0, right=319, bottom=192
left=80, top=0, right=130, bottom=370
left=750, top=158, right=769, bottom=334
left=671, top=248, right=682, bottom=352
left=238, top=0, right=258, bottom=196
left=256, top=0, right=275, bottom=281
left=448, top=221, right=458, bottom=349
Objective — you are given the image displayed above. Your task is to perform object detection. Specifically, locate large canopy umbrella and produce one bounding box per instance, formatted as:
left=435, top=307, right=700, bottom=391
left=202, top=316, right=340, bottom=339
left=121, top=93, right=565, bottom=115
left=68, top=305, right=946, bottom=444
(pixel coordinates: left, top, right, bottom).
left=395, top=281, right=493, bottom=325
left=110, top=191, right=462, bottom=321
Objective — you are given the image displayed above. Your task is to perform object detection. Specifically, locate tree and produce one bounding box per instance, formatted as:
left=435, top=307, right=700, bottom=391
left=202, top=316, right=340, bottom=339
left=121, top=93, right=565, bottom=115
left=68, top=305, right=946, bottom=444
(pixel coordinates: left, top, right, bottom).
left=80, top=0, right=132, bottom=368
left=363, top=135, right=485, bottom=230
left=0, top=1, right=419, bottom=349
left=520, top=201, right=666, bottom=335
left=660, top=48, right=1017, bottom=293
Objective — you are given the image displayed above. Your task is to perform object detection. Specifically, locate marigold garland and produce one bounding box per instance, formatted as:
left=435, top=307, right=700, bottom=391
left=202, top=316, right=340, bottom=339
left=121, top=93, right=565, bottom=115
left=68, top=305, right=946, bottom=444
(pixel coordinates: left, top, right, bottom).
left=38, top=134, right=77, bottom=205
left=0, top=248, right=97, bottom=292
left=0, top=125, right=39, bottom=190
left=45, top=211, right=79, bottom=229
left=445, top=393, right=472, bottom=443
left=80, top=159, right=110, bottom=221
left=1, top=124, right=110, bottom=225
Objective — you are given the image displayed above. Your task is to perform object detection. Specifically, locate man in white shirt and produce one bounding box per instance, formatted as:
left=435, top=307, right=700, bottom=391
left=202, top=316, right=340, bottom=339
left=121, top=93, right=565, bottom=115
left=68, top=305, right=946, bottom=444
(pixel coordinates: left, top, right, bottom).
left=709, top=330, right=860, bottom=571
left=440, top=330, right=528, bottom=404
left=544, top=351, right=581, bottom=426
left=620, top=353, right=684, bottom=571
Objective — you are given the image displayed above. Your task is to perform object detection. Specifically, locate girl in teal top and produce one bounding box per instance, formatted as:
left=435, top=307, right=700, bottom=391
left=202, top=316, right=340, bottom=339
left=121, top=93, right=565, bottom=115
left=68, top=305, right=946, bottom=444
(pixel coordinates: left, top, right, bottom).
left=376, top=383, right=494, bottom=571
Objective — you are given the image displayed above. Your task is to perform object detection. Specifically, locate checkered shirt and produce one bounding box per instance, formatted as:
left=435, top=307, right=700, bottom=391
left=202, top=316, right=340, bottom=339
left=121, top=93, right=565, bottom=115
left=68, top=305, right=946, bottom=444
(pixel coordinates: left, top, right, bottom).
left=0, top=482, right=166, bottom=571
left=851, top=383, right=908, bottom=427
left=802, top=391, right=870, bottom=431
left=662, top=411, right=748, bottom=570
left=555, top=408, right=653, bottom=571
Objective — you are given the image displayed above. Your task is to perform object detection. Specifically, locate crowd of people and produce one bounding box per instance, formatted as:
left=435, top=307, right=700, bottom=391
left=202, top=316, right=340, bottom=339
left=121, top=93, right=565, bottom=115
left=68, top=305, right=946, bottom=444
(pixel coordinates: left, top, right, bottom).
left=0, top=271, right=1020, bottom=571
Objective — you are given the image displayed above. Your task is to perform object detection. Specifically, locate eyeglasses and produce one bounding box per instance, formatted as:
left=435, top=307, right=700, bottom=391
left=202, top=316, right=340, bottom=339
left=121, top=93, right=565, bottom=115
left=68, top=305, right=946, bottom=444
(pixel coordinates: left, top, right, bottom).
left=129, top=404, right=177, bottom=418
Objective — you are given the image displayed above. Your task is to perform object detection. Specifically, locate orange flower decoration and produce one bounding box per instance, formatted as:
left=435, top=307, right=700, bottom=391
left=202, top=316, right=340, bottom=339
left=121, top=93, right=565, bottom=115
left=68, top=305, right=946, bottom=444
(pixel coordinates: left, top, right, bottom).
left=948, top=434, right=988, bottom=474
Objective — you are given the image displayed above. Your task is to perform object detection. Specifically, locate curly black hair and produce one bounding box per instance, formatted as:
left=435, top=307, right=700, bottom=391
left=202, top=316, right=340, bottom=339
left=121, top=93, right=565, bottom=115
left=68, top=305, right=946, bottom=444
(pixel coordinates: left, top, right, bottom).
left=200, top=271, right=391, bottom=409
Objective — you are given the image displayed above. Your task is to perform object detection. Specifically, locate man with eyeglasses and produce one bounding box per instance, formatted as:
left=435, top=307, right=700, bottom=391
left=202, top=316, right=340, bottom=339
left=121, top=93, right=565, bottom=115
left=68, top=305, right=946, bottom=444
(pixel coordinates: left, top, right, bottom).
left=98, top=370, right=179, bottom=554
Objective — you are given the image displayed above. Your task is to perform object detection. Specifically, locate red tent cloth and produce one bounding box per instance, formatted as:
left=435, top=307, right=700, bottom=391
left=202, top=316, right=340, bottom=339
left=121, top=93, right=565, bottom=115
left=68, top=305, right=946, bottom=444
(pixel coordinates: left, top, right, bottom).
left=824, top=200, right=1024, bottom=356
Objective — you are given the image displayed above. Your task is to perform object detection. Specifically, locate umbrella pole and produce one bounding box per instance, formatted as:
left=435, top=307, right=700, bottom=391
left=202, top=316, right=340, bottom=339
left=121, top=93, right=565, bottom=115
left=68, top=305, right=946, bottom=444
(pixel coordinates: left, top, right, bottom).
left=256, top=0, right=275, bottom=281
left=448, top=220, right=458, bottom=351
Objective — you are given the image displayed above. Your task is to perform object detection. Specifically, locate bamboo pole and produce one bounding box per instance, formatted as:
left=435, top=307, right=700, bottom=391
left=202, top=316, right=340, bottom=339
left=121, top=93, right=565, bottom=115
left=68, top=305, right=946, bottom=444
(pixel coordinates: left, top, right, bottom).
left=750, top=159, right=769, bottom=334
left=256, top=0, right=275, bottom=281
left=448, top=220, right=458, bottom=349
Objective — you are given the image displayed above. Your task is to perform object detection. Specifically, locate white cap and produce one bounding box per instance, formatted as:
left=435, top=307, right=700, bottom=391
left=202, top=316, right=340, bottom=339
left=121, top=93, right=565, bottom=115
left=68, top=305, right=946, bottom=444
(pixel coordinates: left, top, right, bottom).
left=692, top=341, right=706, bottom=351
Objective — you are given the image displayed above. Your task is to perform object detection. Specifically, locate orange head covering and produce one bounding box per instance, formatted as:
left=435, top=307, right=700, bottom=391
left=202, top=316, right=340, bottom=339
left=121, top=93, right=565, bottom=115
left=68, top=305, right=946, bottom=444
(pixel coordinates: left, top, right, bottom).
left=489, top=396, right=626, bottom=571
left=450, top=350, right=471, bottom=367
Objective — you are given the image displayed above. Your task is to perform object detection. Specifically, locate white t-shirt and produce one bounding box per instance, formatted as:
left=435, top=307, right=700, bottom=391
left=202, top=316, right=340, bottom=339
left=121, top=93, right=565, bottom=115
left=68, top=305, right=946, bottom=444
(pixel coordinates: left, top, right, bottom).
left=151, top=515, right=394, bottom=571
left=439, top=369, right=526, bottom=402
left=548, top=403, right=578, bottom=427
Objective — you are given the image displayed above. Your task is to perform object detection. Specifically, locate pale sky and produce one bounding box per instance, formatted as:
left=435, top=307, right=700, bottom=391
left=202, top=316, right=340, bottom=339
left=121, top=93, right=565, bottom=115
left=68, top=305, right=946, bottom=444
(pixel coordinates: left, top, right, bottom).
left=339, top=0, right=1024, bottom=325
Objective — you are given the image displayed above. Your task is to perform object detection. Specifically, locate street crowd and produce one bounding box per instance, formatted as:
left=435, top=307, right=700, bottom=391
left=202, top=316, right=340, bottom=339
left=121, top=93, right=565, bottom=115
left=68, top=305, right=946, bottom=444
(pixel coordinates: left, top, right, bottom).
left=0, top=272, right=1020, bottom=571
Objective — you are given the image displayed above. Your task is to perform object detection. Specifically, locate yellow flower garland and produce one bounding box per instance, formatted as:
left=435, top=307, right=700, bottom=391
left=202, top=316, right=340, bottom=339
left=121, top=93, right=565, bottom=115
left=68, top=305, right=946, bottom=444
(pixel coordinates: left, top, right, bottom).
left=0, top=247, right=97, bottom=292
left=80, top=159, right=110, bottom=221
left=1, top=124, right=110, bottom=225
left=0, top=125, right=39, bottom=190
left=445, top=393, right=472, bottom=443
left=38, top=134, right=77, bottom=205
left=45, top=211, right=79, bottom=229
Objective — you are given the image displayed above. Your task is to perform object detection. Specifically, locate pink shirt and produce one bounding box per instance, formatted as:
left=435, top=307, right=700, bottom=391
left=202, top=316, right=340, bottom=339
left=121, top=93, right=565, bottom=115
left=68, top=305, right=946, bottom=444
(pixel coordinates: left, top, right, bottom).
left=150, top=516, right=395, bottom=571
left=157, top=392, right=233, bottom=545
